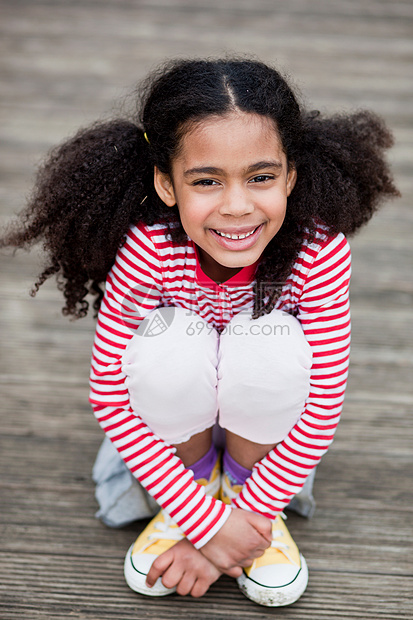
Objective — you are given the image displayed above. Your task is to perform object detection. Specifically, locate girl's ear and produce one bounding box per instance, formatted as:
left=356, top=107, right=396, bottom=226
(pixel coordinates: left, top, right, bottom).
left=154, top=167, right=176, bottom=207
left=286, top=166, right=297, bottom=196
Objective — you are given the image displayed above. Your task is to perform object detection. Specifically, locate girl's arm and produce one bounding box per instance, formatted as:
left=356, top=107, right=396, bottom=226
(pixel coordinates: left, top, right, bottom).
left=90, top=223, right=231, bottom=548
left=233, top=233, right=351, bottom=517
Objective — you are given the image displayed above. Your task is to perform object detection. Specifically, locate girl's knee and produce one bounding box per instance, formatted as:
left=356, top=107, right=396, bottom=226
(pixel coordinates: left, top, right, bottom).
left=121, top=307, right=219, bottom=443
left=217, top=309, right=312, bottom=444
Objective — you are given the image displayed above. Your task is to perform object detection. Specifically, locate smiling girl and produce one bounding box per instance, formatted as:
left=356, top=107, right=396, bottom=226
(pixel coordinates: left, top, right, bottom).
left=2, top=58, right=399, bottom=607
left=154, top=112, right=295, bottom=281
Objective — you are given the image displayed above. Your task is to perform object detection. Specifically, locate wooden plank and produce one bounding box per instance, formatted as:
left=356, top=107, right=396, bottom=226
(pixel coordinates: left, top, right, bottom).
left=0, top=552, right=411, bottom=620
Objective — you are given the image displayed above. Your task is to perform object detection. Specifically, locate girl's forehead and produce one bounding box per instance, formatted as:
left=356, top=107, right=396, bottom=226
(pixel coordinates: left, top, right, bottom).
left=184, top=111, right=277, bottom=140
left=176, top=112, right=284, bottom=165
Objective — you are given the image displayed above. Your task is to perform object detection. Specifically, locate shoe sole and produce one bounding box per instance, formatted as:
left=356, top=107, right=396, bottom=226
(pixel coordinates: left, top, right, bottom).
left=124, top=543, right=176, bottom=597
left=237, top=554, right=308, bottom=607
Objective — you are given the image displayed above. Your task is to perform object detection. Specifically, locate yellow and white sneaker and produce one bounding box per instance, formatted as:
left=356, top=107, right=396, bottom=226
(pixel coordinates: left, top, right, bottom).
left=124, top=508, right=184, bottom=596
left=221, top=472, right=308, bottom=607
left=124, top=455, right=221, bottom=596
left=238, top=514, right=308, bottom=607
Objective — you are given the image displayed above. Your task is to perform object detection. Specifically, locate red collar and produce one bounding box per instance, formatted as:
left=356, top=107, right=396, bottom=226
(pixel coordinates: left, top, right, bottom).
left=192, top=242, right=260, bottom=289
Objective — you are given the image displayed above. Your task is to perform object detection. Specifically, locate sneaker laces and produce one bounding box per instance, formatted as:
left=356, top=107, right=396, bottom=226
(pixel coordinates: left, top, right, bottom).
left=140, top=511, right=185, bottom=552
left=268, top=531, right=296, bottom=564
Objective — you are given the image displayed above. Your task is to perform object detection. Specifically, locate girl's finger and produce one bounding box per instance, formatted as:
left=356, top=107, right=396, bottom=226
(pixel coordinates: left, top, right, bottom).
left=161, top=563, right=185, bottom=590
left=190, top=577, right=211, bottom=598
left=146, top=552, right=173, bottom=587
left=175, top=572, right=196, bottom=597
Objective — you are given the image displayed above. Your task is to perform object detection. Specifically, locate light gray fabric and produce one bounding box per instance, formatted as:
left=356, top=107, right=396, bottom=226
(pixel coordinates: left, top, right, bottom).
left=286, top=467, right=317, bottom=518
left=92, top=434, right=316, bottom=527
left=92, top=437, right=159, bottom=527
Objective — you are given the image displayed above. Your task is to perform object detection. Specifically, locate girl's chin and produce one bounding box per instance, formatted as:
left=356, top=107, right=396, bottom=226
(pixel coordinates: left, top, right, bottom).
left=205, top=244, right=263, bottom=271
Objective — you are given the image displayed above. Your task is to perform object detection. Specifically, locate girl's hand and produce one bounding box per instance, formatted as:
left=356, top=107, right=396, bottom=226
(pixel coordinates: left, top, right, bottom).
left=200, top=508, right=272, bottom=576
left=146, top=538, right=221, bottom=597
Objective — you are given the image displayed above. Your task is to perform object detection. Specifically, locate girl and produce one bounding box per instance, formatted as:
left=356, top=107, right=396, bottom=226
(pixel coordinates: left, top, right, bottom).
left=2, top=58, right=399, bottom=607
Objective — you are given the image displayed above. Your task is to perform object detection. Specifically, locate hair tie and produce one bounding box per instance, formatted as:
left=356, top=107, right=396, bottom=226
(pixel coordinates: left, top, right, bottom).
left=143, top=132, right=150, bottom=144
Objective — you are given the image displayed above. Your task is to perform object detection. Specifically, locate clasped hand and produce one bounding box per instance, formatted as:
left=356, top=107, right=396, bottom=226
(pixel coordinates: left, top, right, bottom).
left=146, top=508, right=272, bottom=597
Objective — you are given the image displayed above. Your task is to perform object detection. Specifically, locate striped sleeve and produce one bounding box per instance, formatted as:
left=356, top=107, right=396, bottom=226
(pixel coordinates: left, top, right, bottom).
left=234, top=233, right=351, bottom=517
left=89, top=223, right=231, bottom=548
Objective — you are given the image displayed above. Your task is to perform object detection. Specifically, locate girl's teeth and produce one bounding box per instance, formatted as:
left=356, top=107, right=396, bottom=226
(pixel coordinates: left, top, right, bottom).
left=215, top=228, right=256, bottom=240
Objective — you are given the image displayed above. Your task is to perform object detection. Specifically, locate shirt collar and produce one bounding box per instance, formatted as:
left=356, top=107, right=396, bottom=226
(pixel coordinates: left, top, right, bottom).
left=192, top=242, right=260, bottom=289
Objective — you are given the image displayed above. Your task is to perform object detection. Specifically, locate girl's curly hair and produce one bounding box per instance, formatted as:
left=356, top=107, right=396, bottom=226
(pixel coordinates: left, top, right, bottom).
left=1, top=58, right=399, bottom=318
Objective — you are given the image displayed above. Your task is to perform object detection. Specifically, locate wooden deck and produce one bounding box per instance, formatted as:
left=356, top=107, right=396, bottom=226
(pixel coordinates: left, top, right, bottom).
left=1, top=1, right=412, bottom=618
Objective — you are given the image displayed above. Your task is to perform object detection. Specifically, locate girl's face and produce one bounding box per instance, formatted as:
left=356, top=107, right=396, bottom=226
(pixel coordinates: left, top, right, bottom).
left=154, top=112, right=297, bottom=283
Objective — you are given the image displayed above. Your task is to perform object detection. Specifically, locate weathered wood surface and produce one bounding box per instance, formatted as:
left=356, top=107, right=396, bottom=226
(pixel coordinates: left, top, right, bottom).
left=1, top=1, right=412, bottom=618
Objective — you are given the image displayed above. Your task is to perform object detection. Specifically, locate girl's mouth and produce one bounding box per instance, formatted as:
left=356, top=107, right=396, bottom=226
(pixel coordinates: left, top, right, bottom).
left=209, top=224, right=263, bottom=250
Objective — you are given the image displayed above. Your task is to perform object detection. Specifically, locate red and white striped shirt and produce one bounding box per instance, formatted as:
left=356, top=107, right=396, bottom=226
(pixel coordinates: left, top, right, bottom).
left=89, top=221, right=351, bottom=548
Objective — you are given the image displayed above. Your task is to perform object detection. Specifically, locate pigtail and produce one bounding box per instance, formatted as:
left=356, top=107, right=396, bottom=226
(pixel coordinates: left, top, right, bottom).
left=1, top=120, right=170, bottom=318
left=253, top=109, right=400, bottom=318
left=290, top=110, right=400, bottom=235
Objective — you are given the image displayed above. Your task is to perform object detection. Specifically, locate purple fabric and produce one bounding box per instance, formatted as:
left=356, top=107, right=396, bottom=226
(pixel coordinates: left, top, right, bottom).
left=223, top=450, right=251, bottom=486
left=189, top=443, right=218, bottom=481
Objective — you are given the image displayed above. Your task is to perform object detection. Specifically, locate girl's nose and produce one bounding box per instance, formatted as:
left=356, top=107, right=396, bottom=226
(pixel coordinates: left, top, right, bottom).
left=219, top=187, right=254, bottom=217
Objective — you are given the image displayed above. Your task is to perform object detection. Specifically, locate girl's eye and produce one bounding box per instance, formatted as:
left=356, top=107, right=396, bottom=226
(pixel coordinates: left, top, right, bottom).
left=193, top=179, right=218, bottom=186
left=249, top=174, right=274, bottom=184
